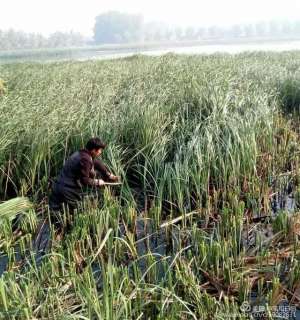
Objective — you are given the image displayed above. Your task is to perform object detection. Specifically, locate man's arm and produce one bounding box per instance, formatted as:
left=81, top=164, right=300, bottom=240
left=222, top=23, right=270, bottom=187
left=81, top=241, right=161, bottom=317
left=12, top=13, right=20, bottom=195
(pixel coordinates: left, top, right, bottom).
left=94, top=159, right=119, bottom=182
left=80, top=156, right=104, bottom=187
left=93, top=159, right=111, bottom=178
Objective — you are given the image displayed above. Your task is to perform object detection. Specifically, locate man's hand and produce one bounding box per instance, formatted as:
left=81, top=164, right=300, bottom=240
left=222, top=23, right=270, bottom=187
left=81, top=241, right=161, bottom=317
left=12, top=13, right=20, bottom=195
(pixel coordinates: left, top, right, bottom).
left=97, top=179, right=105, bottom=186
left=108, top=173, right=120, bottom=182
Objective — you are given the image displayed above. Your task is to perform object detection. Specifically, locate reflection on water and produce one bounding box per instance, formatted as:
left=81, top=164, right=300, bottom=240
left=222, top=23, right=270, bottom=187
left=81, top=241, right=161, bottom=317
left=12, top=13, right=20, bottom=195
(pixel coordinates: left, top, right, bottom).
left=85, top=40, right=300, bottom=61
left=145, top=41, right=300, bottom=55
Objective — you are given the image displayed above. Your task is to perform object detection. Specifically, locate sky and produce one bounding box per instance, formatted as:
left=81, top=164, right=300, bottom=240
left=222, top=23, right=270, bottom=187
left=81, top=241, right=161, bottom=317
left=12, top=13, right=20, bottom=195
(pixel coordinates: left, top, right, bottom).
left=1, top=0, right=300, bottom=36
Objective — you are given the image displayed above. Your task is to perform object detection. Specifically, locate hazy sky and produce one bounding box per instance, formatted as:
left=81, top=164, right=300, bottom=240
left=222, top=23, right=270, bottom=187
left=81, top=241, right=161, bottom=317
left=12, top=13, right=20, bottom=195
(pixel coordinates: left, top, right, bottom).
left=1, top=0, right=300, bottom=36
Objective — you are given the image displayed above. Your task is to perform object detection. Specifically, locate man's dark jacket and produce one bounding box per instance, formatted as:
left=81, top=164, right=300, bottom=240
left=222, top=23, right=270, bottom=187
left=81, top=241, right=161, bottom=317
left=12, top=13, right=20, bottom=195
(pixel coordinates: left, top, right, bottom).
left=49, top=149, right=110, bottom=211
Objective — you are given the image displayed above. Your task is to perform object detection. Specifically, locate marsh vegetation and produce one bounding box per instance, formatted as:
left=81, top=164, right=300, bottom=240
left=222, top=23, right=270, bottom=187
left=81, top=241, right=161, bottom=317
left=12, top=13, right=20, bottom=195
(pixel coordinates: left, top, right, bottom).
left=0, top=52, right=300, bottom=319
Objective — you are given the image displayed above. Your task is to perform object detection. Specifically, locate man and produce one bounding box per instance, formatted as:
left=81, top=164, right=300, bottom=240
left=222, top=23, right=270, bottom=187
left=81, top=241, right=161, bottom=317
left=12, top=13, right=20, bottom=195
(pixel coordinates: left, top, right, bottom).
left=49, top=137, right=119, bottom=226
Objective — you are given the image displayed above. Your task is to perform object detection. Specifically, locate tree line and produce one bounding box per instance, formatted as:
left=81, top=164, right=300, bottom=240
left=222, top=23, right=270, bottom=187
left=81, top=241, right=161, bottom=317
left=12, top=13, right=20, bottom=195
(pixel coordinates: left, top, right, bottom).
left=94, top=12, right=300, bottom=44
left=1, top=11, right=300, bottom=50
left=0, top=30, right=87, bottom=51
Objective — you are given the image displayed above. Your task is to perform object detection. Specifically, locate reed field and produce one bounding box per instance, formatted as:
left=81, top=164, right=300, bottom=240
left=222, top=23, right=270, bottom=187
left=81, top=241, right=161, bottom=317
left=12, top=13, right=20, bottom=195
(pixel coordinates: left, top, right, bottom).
left=0, top=52, right=300, bottom=319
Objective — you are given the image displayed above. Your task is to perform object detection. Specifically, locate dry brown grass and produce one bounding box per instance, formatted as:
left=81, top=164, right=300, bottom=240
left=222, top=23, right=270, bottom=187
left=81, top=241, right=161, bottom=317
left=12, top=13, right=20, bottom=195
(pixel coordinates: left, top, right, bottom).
left=0, top=78, right=7, bottom=95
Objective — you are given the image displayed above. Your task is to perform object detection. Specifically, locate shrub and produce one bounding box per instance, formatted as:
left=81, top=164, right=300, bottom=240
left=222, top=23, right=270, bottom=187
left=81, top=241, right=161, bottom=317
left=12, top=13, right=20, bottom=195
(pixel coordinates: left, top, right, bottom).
left=278, top=77, right=300, bottom=114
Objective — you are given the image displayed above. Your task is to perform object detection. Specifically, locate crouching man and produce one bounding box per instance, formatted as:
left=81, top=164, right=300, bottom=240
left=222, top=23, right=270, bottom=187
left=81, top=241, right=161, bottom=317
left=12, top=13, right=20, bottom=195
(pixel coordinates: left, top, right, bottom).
left=49, top=137, right=119, bottom=232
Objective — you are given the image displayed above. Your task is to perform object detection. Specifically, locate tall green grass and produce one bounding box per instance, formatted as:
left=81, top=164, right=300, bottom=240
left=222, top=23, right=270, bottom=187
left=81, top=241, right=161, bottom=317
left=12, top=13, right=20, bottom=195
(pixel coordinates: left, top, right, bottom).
left=1, top=53, right=299, bottom=207
left=0, top=52, right=300, bottom=318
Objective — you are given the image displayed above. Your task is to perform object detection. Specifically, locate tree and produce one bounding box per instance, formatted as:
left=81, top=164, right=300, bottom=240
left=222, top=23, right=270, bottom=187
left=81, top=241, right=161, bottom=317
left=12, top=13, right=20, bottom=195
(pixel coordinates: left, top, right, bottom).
left=0, top=29, right=86, bottom=50
left=243, top=24, right=255, bottom=38
left=185, top=27, right=197, bottom=41
left=230, top=25, right=243, bottom=38
left=281, top=21, right=292, bottom=36
left=93, top=11, right=143, bottom=44
left=174, top=27, right=184, bottom=41
left=48, top=31, right=85, bottom=47
left=207, top=26, right=223, bottom=39
left=254, top=22, right=268, bottom=37
left=294, top=21, right=300, bottom=36
left=268, top=21, right=281, bottom=37
left=196, top=28, right=207, bottom=40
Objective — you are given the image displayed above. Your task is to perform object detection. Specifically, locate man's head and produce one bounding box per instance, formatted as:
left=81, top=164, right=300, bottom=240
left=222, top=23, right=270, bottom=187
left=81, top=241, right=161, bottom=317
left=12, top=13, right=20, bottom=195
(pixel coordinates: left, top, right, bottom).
left=85, top=137, right=106, bottom=158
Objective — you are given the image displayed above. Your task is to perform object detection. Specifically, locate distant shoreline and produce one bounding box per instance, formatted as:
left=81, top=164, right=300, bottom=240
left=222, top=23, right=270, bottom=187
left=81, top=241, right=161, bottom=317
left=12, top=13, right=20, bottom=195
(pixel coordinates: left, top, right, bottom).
left=2, top=36, right=300, bottom=52
left=1, top=37, right=300, bottom=63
